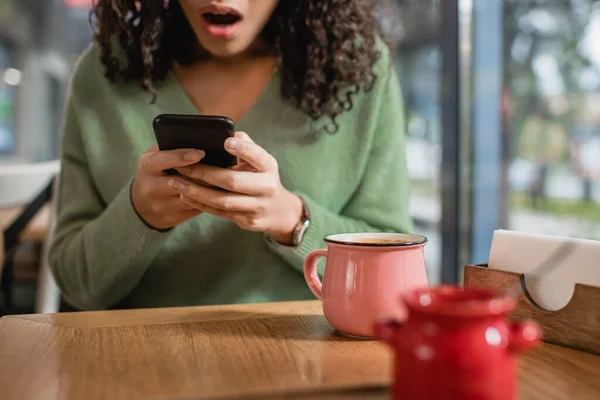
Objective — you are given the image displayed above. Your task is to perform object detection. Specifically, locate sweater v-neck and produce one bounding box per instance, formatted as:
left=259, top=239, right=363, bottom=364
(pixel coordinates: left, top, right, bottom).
left=160, top=69, right=280, bottom=132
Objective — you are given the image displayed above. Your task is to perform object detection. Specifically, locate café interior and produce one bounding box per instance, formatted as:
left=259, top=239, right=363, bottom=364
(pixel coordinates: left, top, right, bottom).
left=1, top=0, right=600, bottom=399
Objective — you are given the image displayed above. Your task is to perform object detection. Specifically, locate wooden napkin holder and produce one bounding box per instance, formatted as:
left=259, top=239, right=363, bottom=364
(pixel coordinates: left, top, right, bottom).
left=464, top=264, right=600, bottom=355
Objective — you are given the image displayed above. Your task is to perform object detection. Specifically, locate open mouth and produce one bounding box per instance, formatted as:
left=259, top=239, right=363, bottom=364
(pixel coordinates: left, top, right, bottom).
left=201, top=12, right=242, bottom=26
left=198, top=5, right=243, bottom=39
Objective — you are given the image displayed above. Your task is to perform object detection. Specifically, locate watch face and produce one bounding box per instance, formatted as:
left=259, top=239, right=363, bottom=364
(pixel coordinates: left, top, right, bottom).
left=293, top=219, right=310, bottom=246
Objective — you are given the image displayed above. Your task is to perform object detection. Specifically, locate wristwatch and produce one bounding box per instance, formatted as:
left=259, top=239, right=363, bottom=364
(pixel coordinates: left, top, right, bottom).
left=291, top=198, right=311, bottom=247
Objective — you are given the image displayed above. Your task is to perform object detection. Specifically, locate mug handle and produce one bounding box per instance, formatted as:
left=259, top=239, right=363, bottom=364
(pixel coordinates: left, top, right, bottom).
left=303, top=249, right=327, bottom=300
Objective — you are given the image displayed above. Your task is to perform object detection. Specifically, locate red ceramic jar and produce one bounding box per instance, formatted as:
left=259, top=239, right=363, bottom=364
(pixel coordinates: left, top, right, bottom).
left=375, top=285, right=541, bottom=400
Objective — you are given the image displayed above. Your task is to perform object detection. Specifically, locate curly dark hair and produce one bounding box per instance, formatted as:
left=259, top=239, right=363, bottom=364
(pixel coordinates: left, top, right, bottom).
left=90, top=0, right=393, bottom=131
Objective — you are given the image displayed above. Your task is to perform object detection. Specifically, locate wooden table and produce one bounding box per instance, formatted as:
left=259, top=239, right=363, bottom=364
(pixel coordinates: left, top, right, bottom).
left=1, top=301, right=599, bottom=400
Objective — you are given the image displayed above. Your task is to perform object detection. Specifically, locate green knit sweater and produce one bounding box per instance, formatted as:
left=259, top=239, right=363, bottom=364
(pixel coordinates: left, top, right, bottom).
left=49, top=44, right=413, bottom=311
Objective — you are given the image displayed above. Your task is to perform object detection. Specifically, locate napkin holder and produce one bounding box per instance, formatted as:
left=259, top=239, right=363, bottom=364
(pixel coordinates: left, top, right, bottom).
left=464, top=264, right=600, bottom=355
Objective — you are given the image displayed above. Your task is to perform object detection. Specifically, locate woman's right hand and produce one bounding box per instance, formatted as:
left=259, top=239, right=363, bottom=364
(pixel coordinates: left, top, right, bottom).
left=131, top=144, right=206, bottom=230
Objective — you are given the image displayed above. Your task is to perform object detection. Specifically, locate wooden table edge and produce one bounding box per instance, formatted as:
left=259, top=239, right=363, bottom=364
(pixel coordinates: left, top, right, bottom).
left=0, top=300, right=325, bottom=328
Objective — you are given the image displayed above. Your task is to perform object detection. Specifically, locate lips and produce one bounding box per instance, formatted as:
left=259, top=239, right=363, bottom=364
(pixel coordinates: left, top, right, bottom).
left=198, top=4, right=243, bottom=39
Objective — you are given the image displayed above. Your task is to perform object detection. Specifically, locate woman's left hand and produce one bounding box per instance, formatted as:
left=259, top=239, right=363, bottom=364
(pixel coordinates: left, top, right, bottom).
left=170, top=132, right=304, bottom=245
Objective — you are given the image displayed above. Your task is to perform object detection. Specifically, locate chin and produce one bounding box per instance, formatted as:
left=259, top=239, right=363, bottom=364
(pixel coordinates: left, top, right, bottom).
left=199, top=38, right=256, bottom=59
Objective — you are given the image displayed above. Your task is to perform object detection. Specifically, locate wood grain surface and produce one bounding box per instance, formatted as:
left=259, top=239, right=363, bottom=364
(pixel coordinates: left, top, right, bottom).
left=464, top=264, right=600, bottom=355
left=1, top=301, right=599, bottom=400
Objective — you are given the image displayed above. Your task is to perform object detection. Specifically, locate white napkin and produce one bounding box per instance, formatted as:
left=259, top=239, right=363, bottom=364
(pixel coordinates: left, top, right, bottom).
left=488, top=230, right=600, bottom=311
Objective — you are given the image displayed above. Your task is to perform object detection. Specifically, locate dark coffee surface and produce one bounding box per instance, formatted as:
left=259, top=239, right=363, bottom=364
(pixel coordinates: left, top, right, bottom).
left=351, top=238, right=410, bottom=244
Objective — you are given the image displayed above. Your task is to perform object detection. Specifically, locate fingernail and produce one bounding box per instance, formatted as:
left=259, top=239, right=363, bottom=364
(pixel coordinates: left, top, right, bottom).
left=185, top=150, right=205, bottom=161
left=225, top=139, right=240, bottom=150
left=177, top=166, right=192, bottom=175
left=170, top=179, right=187, bottom=191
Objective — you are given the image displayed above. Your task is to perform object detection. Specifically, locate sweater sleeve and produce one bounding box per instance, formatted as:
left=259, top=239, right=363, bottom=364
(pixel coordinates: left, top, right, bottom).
left=49, top=77, right=169, bottom=311
left=266, top=60, right=413, bottom=272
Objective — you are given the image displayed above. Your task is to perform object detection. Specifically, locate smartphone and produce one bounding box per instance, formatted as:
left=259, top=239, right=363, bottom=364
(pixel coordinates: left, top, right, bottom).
left=152, top=114, right=238, bottom=173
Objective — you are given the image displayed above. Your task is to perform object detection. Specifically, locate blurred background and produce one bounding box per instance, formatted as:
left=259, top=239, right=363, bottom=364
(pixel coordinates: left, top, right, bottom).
left=1, top=0, right=600, bottom=312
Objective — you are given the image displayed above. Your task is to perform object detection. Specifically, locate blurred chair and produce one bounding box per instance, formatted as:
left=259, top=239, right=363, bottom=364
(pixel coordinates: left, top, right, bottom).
left=0, top=160, right=60, bottom=314
left=35, top=176, right=61, bottom=314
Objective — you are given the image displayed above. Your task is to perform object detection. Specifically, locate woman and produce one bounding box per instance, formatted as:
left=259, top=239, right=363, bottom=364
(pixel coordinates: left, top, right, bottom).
left=50, top=0, right=413, bottom=311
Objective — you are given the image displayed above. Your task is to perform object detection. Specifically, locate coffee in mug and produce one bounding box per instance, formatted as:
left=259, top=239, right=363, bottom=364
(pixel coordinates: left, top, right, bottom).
left=351, top=238, right=413, bottom=245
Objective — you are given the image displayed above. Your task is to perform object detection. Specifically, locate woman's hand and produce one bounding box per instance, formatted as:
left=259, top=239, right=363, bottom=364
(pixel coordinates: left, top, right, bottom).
left=131, top=145, right=205, bottom=230
left=171, top=132, right=304, bottom=245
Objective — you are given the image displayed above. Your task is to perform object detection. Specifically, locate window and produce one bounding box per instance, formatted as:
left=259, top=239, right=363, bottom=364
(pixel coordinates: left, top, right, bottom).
left=0, top=0, right=92, bottom=161
left=468, top=0, right=600, bottom=268
left=0, top=43, right=16, bottom=156
left=392, top=0, right=444, bottom=284
left=504, top=1, right=600, bottom=241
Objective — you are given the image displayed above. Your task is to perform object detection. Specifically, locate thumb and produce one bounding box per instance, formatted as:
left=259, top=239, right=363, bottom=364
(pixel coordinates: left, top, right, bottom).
left=234, top=131, right=254, bottom=143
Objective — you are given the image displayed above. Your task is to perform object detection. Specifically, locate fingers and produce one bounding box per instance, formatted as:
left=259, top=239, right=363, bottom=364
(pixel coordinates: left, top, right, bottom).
left=134, top=176, right=197, bottom=213
left=224, top=136, right=276, bottom=172
left=136, top=176, right=184, bottom=198
left=140, top=147, right=205, bottom=175
left=179, top=196, right=265, bottom=232
left=165, top=196, right=197, bottom=211
left=175, top=164, right=272, bottom=195
left=170, top=178, right=261, bottom=213
left=133, top=182, right=197, bottom=218
left=179, top=196, right=232, bottom=218
left=181, top=195, right=265, bottom=232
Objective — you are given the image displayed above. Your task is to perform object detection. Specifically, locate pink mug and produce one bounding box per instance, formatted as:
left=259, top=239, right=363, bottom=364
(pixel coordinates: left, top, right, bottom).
left=303, top=232, right=428, bottom=338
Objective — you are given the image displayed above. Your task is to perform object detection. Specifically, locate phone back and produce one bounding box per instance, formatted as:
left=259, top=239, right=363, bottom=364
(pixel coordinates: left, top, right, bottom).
left=153, top=114, right=237, bottom=169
